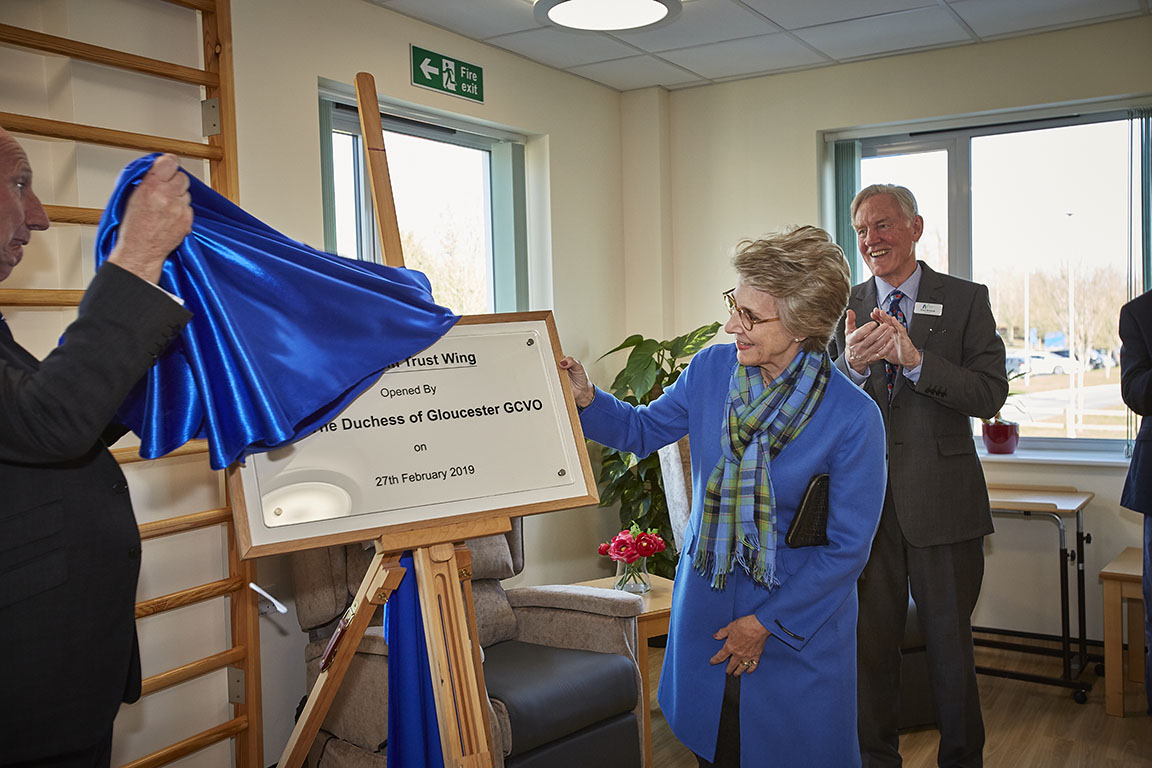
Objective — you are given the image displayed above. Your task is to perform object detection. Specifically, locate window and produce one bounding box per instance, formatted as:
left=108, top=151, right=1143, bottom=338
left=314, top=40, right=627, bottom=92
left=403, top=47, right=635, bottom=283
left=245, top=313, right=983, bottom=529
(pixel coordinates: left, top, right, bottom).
left=834, top=108, right=1150, bottom=449
left=320, top=97, right=529, bottom=315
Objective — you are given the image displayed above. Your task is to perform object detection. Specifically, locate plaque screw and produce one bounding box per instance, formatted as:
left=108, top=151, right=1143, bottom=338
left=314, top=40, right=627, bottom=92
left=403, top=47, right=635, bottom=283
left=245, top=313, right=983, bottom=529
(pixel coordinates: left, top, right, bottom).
left=557, top=469, right=566, bottom=476
left=526, top=338, right=535, bottom=346
left=273, top=507, right=283, bottom=516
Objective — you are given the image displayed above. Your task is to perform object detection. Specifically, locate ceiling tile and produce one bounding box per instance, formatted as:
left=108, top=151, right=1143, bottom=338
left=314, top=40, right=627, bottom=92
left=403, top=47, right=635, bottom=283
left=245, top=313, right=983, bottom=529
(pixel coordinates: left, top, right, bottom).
left=363, top=0, right=1151, bottom=89
left=948, top=0, right=1142, bottom=38
left=609, top=0, right=780, bottom=53
left=373, top=0, right=540, bottom=41
left=739, top=0, right=935, bottom=30
left=568, top=54, right=706, bottom=90
left=794, top=7, right=972, bottom=60
left=659, top=33, right=830, bottom=79
left=488, top=26, right=642, bottom=69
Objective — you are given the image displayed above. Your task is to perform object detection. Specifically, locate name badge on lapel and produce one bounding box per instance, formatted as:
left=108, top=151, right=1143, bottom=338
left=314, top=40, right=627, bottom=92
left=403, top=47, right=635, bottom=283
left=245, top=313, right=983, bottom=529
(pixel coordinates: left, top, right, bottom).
left=914, top=302, right=943, bottom=316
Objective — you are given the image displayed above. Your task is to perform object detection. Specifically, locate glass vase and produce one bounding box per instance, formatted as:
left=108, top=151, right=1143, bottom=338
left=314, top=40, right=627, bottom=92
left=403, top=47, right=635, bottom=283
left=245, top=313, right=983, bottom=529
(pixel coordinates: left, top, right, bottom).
left=614, top=557, right=651, bottom=594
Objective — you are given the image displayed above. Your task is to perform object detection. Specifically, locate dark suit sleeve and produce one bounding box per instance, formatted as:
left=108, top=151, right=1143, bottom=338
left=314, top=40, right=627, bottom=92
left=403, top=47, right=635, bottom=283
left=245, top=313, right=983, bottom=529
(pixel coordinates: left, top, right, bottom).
left=832, top=315, right=851, bottom=376
left=1120, top=300, right=1152, bottom=416
left=0, top=263, right=191, bottom=463
left=912, top=282, right=1007, bottom=421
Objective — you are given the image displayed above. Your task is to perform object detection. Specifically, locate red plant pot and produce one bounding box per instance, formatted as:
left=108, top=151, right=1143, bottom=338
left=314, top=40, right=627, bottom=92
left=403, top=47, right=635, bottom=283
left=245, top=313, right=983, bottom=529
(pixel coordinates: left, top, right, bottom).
left=982, top=421, right=1019, bottom=454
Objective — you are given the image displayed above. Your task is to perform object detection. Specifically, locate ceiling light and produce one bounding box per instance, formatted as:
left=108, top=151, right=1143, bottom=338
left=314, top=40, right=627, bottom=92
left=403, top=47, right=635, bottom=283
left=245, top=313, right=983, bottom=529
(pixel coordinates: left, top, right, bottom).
left=533, top=0, right=682, bottom=32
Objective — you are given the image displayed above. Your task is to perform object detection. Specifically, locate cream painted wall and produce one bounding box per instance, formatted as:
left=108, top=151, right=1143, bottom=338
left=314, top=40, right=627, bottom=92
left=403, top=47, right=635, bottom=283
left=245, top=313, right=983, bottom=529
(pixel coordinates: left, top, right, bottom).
left=650, top=16, right=1152, bottom=645
left=980, top=456, right=1140, bottom=639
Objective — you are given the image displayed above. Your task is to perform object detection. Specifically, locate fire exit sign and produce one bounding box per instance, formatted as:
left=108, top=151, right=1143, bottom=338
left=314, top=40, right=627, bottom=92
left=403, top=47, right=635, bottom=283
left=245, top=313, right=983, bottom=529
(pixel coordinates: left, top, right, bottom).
left=411, top=45, right=484, bottom=103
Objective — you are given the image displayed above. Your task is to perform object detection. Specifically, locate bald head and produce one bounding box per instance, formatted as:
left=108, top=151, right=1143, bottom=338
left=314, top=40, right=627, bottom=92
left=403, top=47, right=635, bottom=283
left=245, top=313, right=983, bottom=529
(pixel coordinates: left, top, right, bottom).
left=0, top=127, right=50, bottom=282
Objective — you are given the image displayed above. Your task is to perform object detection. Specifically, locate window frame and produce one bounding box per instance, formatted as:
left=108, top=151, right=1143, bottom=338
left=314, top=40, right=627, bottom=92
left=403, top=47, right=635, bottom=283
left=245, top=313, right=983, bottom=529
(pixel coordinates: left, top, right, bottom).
left=318, top=92, right=530, bottom=313
left=826, top=102, right=1150, bottom=455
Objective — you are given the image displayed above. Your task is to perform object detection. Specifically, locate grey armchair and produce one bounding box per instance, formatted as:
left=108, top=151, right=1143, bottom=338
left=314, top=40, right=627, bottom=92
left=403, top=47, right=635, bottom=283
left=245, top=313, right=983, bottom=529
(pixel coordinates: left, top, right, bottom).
left=288, top=518, right=647, bottom=767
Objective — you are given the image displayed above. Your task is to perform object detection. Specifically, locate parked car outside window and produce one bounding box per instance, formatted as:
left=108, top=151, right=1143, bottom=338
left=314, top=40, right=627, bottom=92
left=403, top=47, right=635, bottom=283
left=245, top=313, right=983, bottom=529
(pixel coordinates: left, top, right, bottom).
left=1004, top=349, right=1085, bottom=376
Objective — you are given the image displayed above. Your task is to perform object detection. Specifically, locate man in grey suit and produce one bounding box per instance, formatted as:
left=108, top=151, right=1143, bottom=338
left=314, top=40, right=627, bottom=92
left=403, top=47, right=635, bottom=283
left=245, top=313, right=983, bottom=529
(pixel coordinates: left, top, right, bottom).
left=0, top=127, right=192, bottom=767
left=834, top=184, right=1007, bottom=767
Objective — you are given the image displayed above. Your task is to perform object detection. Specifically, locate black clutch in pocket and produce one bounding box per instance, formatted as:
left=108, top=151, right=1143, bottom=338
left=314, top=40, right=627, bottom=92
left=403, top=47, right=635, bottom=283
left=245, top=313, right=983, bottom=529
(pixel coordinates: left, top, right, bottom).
left=785, top=473, right=830, bottom=548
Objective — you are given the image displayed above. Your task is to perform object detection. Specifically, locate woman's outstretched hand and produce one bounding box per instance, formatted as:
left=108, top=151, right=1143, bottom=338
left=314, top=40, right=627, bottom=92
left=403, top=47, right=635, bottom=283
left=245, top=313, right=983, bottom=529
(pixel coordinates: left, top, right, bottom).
left=558, top=356, right=595, bottom=408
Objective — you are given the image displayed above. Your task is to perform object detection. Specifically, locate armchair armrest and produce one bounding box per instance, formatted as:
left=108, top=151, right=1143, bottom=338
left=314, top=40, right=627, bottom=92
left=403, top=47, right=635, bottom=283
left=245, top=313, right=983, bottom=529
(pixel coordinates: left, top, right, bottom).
left=506, top=585, right=643, bottom=616
left=506, top=585, right=643, bottom=658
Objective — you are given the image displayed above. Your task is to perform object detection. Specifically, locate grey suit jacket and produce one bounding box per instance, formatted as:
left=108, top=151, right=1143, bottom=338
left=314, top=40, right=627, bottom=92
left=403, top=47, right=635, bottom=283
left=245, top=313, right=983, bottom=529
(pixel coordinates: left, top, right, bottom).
left=0, top=263, right=191, bottom=761
left=833, top=261, right=1007, bottom=547
left=1120, top=290, right=1152, bottom=515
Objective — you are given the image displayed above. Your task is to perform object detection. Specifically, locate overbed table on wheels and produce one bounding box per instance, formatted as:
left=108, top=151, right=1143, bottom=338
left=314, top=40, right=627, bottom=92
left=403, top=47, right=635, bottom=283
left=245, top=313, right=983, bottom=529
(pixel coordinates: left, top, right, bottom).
left=975, top=484, right=1097, bottom=702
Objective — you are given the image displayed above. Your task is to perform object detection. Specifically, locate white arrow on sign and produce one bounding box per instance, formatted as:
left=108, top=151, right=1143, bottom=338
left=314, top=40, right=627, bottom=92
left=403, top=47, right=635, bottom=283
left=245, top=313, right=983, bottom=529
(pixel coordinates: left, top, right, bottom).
left=419, top=58, right=439, bottom=79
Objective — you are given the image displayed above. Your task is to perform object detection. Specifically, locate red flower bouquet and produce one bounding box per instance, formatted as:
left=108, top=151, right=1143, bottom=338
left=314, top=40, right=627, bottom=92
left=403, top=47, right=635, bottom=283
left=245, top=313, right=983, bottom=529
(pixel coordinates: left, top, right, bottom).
left=599, top=523, right=666, bottom=593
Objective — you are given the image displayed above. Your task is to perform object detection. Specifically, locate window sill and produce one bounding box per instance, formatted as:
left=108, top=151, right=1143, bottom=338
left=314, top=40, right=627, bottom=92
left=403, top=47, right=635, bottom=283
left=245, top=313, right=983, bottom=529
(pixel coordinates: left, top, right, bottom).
left=977, top=446, right=1130, bottom=468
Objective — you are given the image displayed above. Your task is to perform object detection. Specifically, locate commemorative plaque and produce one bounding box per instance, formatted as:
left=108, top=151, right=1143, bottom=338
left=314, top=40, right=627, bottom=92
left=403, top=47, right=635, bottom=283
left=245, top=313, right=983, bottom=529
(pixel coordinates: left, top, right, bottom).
left=229, top=312, right=597, bottom=558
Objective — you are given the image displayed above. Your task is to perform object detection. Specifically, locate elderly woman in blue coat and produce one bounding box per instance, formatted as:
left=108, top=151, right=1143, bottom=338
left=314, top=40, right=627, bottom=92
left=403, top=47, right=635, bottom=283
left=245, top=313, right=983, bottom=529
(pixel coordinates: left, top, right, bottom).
left=560, top=226, right=887, bottom=767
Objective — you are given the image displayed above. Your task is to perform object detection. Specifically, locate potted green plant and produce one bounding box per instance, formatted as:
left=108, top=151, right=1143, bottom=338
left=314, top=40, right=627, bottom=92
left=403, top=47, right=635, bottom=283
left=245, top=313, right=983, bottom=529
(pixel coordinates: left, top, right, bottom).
left=593, top=322, right=720, bottom=579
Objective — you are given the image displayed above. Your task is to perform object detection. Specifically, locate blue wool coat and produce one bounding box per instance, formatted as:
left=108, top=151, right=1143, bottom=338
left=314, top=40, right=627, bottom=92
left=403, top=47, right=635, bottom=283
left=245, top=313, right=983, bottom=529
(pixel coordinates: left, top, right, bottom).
left=581, top=344, right=886, bottom=766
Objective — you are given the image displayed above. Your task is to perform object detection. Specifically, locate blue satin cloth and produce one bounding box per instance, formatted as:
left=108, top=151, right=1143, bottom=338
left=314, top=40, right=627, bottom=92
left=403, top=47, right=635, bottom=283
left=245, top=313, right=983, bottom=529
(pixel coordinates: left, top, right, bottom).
left=95, top=155, right=459, bottom=470
left=385, top=552, right=446, bottom=768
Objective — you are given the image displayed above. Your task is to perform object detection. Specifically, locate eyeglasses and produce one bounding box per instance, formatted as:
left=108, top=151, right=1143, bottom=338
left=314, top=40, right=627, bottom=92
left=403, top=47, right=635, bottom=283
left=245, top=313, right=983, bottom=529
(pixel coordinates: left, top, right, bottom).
left=723, top=289, right=781, bottom=331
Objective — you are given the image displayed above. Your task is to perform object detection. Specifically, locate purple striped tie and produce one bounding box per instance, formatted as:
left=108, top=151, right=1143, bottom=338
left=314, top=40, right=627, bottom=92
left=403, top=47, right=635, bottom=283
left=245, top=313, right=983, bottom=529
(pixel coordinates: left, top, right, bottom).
left=885, top=290, right=906, bottom=398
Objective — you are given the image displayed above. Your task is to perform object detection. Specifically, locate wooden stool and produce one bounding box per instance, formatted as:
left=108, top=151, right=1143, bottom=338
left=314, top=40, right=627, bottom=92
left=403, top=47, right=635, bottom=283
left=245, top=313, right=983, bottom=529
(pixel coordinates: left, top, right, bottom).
left=1100, top=547, right=1146, bottom=716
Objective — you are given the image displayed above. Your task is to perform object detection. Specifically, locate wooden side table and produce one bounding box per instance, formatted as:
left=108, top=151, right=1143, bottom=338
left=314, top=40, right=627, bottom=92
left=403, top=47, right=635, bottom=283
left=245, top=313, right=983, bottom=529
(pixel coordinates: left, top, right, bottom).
left=1100, top=546, right=1145, bottom=716
left=576, top=574, right=674, bottom=768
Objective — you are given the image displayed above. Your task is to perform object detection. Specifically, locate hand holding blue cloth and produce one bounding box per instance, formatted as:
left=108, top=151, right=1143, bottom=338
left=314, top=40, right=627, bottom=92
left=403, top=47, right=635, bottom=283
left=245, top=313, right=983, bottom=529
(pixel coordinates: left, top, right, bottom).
left=94, top=155, right=459, bottom=469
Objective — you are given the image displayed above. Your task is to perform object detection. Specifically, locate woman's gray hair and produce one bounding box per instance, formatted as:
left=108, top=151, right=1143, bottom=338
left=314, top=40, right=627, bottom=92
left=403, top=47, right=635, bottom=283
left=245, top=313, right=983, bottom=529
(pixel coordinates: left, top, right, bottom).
left=732, top=225, right=851, bottom=353
left=850, top=183, right=919, bottom=223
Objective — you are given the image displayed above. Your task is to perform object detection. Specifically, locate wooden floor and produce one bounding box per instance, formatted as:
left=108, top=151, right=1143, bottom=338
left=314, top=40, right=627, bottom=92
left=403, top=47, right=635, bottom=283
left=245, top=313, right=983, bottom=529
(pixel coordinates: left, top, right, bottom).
left=649, top=636, right=1151, bottom=767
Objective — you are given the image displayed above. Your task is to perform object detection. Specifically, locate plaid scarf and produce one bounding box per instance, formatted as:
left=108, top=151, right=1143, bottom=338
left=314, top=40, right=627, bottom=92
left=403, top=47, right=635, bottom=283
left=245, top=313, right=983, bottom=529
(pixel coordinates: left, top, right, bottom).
left=692, top=350, right=831, bottom=590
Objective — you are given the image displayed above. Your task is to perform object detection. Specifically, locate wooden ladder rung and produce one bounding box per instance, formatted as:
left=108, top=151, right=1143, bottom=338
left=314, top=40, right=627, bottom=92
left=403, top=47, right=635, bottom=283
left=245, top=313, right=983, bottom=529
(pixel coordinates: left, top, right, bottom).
left=139, top=507, right=232, bottom=540
left=0, top=288, right=83, bottom=307
left=141, top=646, right=247, bottom=696
left=0, top=23, right=218, bottom=87
left=0, top=111, right=223, bottom=160
left=113, top=440, right=210, bottom=464
left=44, top=204, right=103, bottom=225
left=136, top=576, right=244, bottom=618
left=119, top=715, right=247, bottom=768
left=164, top=0, right=218, bottom=13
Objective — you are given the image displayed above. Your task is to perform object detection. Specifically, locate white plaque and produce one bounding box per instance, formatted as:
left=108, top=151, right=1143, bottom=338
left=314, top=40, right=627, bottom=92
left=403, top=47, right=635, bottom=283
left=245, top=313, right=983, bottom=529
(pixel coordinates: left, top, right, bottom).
left=229, top=313, right=597, bottom=558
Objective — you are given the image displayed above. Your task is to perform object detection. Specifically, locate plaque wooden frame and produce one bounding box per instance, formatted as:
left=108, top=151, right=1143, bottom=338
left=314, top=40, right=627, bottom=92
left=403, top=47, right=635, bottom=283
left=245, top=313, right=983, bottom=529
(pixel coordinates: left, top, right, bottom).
left=227, top=311, right=597, bottom=560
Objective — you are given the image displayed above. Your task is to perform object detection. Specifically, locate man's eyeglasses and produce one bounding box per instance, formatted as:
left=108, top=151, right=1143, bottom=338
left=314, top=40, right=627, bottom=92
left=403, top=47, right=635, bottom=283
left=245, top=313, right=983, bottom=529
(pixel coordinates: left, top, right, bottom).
left=723, top=289, right=781, bottom=332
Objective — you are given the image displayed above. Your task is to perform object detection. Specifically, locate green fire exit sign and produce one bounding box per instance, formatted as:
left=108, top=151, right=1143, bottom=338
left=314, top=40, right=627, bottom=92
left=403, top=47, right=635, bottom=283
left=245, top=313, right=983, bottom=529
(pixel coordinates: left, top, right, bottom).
left=411, top=45, right=484, bottom=104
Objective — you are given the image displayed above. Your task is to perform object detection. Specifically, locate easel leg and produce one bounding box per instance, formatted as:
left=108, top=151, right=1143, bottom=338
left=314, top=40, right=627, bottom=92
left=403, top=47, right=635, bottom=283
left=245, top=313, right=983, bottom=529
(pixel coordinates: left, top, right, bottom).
left=456, top=545, right=495, bottom=755
left=415, top=543, right=493, bottom=768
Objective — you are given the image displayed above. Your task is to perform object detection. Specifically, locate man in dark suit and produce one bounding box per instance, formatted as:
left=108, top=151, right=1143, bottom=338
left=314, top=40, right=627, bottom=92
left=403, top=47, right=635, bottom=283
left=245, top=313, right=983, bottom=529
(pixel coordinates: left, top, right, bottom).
left=834, top=184, right=1007, bottom=767
left=1119, top=290, right=1152, bottom=716
left=0, top=127, right=193, bottom=767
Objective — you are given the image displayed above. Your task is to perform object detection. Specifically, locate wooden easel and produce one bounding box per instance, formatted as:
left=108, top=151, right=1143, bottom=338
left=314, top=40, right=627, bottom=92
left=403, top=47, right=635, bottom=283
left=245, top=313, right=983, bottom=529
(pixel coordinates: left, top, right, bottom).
left=276, top=72, right=497, bottom=768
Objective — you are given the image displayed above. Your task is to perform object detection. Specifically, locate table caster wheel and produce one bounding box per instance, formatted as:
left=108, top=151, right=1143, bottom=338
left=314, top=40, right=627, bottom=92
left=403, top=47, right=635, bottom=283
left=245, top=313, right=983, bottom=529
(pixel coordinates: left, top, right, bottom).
left=1095, top=662, right=1105, bottom=676
left=1073, top=689, right=1088, bottom=704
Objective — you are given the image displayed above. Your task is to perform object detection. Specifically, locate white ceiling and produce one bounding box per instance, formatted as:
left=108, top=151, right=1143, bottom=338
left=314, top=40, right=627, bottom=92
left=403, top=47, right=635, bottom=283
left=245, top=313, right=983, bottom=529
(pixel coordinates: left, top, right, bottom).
left=367, top=0, right=1150, bottom=91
